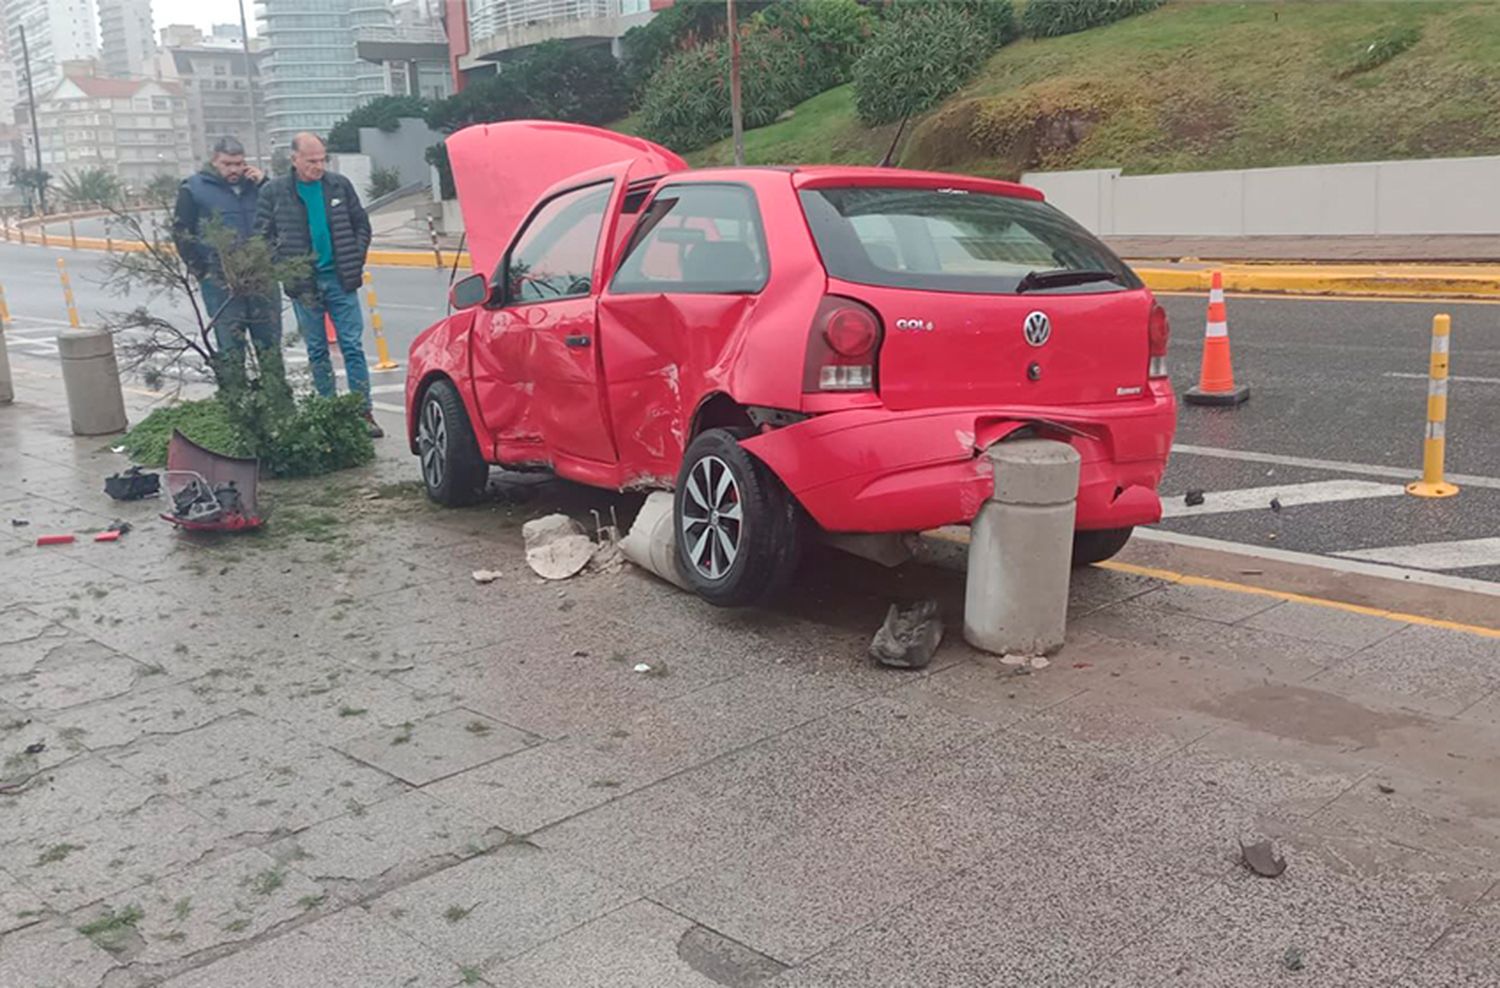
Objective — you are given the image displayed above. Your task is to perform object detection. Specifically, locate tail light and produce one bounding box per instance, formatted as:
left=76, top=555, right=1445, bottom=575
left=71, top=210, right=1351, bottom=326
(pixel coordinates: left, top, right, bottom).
left=804, top=296, right=882, bottom=392
left=1147, top=303, right=1170, bottom=378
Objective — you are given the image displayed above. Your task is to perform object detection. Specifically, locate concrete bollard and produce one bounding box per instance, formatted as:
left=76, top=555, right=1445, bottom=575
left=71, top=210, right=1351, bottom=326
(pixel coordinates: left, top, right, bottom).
left=57, top=328, right=128, bottom=435
left=619, top=491, right=692, bottom=591
left=964, top=439, right=1082, bottom=656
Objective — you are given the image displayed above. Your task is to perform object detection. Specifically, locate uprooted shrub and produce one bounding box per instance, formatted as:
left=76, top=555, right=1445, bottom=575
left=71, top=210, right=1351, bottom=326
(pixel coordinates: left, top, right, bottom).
left=1020, top=0, right=1164, bottom=40
left=122, top=391, right=374, bottom=479
left=852, top=1, right=1012, bottom=126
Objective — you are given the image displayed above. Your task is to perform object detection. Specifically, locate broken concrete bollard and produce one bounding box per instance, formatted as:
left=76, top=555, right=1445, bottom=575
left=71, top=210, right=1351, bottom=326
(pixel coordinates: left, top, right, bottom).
left=57, top=328, right=127, bottom=435
left=964, top=439, right=1081, bottom=656
left=619, top=491, right=692, bottom=592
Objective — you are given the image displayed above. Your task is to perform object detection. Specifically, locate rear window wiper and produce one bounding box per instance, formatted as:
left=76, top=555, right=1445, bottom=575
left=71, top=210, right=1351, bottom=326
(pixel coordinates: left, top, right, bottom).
left=1015, top=268, right=1124, bottom=293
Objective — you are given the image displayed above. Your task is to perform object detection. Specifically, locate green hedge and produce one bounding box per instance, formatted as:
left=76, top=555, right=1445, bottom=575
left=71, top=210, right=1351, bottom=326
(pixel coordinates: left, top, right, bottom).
left=638, top=3, right=870, bottom=154
left=1020, top=0, right=1163, bottom=40
left=424, top=41, right=630, bottom=134
left=122, top=393, right=373, bottom=479
left=328, top=95, right=430, bottom=154
left=852, top=1, right=1016, bottom=126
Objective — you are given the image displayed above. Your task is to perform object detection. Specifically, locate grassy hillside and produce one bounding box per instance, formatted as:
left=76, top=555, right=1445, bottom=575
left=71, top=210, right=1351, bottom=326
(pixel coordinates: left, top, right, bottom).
left=683, top=1, right=1500, bottom=177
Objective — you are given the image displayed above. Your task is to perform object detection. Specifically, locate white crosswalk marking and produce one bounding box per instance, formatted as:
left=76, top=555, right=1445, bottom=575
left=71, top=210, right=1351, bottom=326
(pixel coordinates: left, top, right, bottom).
left=1159, top=479, right=1405, bottom=518
left=369, top=383, right=406, bottom=395
left=1335, top=537, right=1500, bottom=571
left=372, top=402, right=405, bottom=415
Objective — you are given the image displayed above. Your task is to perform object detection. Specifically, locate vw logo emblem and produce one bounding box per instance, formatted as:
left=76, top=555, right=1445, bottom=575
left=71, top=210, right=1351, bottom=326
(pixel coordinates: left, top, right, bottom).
left=1023, top=311, right=1051, bottom=347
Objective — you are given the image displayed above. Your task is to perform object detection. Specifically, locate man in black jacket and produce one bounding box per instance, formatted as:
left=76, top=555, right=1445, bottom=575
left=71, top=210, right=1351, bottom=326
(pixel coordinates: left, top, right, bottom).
left=254, top=132, right=382, bottom=437
left=172, top=136, right=286, bottom=395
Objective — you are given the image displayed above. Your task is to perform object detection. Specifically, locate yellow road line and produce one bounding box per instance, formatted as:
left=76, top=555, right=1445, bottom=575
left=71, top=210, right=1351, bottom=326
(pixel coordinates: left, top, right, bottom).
left=1097, top=558, right=1500, bottom=639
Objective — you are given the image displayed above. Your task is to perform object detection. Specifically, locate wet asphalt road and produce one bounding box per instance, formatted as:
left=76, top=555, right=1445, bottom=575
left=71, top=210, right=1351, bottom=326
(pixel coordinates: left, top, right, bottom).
left=4, top=240, right=1497, bottom=583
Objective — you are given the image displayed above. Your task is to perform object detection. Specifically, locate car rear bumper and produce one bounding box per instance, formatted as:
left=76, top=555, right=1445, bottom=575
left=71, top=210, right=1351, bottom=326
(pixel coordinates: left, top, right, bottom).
left=740, top=383, right=1176, bottom=534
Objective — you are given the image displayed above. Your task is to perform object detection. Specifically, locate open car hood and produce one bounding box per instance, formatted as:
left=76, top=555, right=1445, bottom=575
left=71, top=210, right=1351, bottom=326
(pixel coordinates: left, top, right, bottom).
left=447, top=120, right=687, bottom=277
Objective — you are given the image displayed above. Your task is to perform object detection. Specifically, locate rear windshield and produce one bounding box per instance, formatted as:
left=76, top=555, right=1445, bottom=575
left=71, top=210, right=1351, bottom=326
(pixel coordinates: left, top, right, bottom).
left=799, top=186, right=1140, bottom=295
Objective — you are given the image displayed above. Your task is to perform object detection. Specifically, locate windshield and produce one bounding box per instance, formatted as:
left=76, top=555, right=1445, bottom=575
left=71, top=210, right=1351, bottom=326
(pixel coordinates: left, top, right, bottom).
left=799, top=186, right=1140, bottom=295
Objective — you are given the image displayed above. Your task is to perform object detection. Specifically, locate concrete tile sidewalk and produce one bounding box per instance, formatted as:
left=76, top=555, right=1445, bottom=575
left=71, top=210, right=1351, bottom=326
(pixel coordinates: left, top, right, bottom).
left=2, top=360, right=1500, bottom=986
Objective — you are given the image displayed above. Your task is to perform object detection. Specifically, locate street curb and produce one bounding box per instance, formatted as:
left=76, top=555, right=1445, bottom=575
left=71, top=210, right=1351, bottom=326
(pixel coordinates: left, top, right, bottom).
left=7, top=228, right=1500, bottom=298
left=1134, top=264, right=1500, bottom=299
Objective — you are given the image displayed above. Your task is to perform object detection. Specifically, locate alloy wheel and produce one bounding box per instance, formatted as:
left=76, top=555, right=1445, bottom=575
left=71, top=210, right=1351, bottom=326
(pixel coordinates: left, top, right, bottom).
left=680, top=455, right=743, bottom=580
left=418, top=398, right=447, bottom=489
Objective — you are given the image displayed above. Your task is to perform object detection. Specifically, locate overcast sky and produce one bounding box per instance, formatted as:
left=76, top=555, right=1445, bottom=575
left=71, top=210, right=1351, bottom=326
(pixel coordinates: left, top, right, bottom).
left=153, top=0, right=258, bottom=38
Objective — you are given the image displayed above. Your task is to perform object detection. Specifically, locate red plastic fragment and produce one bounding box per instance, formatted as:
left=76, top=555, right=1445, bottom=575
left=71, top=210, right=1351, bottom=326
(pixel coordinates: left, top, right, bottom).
left=94, top=531, right=121, bottom=543
left=36, top=534, right=75, bottom=546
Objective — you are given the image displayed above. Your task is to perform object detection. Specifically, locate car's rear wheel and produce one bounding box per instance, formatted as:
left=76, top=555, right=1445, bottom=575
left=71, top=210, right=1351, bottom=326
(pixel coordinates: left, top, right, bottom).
left=674, top=428, right=803, bottom=607
left=1071, top=527, right=1133, bottom=567
left=417, top=379, right=489, bottom=506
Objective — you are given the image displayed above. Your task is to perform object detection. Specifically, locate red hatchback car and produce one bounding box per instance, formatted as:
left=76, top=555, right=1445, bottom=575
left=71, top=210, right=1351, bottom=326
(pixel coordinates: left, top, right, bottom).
left=406, top=121, right=1176, bottom=606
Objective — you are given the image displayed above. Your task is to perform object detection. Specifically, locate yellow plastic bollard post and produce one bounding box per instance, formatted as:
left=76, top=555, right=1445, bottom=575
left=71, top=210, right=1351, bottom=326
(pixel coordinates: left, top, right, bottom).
left=68, top=218, right=77, bottom=249
left=1407, top=313, right=1459, bottom=499
left=57, top=258, right=81, bottom=329
left=0, top=281, right=10, bottom=326
left=364, top=271, right=399, bottom=370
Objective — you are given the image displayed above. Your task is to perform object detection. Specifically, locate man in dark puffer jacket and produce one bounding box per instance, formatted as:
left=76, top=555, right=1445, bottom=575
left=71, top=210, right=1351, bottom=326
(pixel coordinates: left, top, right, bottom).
left=171, top=136, right=286, bottom=397
left=254, top=132, right=382, bottom=437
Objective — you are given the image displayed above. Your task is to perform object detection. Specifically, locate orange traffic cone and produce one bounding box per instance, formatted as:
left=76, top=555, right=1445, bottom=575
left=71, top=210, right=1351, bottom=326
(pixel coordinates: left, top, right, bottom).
left=1184, top=270, right=1249, bottom=406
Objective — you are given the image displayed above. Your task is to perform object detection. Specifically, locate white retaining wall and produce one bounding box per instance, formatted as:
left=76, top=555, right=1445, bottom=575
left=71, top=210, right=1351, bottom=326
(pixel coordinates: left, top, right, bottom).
left=1022, top=156, right=1500, bottom=237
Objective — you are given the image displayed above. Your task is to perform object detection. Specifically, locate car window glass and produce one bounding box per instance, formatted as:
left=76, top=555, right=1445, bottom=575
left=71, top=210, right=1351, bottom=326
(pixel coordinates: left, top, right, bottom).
left=505, top=181, right=613, bottom=305
left=800, top=186, right=1139, bottom=295
left=611, top=184, right=769, bottom=295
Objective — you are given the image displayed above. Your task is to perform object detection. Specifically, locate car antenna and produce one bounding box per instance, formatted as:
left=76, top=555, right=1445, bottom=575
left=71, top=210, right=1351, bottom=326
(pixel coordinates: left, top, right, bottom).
left=877, top=112, right=911, bottom=168
left=445, top=230, right=468, bottom=316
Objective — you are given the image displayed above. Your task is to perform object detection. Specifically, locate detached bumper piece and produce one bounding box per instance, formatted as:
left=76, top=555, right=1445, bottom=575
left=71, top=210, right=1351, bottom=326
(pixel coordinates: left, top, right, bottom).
left=159, top=431, right=265, bottom=533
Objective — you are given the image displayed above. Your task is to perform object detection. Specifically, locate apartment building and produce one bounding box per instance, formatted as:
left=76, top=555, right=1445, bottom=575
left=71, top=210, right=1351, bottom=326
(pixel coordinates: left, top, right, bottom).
left=156, top=25, right=269, bottom=163
left=2, top=0, right=99, bottom=99
left=17, top=64, right=194, bottom=188
left=97, top=0, right=154, bottom=78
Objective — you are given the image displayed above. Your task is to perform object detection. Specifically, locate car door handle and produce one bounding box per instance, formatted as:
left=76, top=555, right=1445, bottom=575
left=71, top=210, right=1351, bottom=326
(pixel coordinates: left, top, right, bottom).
left=564, top=335, right=592, bottom=348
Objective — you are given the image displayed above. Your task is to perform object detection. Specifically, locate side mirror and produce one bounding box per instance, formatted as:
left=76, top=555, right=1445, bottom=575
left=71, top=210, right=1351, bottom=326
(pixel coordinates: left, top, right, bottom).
left=449, top=272, right=489, bottom=310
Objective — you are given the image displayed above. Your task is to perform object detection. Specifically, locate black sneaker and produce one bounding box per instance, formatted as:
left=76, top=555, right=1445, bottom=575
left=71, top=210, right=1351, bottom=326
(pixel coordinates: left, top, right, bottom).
left=363, top=412, right=385, bottom=439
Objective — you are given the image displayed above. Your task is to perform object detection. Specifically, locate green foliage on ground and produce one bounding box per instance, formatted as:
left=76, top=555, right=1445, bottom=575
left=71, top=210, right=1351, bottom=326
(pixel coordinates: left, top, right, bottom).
left=327, top=95, right=431, bottom=154
left=121, top=392, right=374, bottom=479
left=1020, top=0, right=1163, bottom=40
left=851, top=1, right=1015, bottom=126
left=638, top=0, right=872, bottom=152
left=686, top=1, right=1500, bottom=178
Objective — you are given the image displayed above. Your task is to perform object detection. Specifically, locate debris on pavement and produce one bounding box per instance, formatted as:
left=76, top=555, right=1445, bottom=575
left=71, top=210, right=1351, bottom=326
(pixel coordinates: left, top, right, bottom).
left=1240, top=839, right=1287, bottom=878
left=1001, top=654, right=1029, bottom=667
left=1377, top=782, right=1396, bottom=794
left=1184, top=489, right=1206, bottom=507
left=104, top=466, right=160, bottom=501
left=23, top=742, right=45, bottom=755
left=10, top=518, right=27, bottom=527
left=1030, top=656, right=1051, bottom=670
left=633, top=663, right=653, bottom=674
left=471, top=569, right=502, bottom=584
left=1282, top=946, right=1306, bottom=972
left=522, top=514, right=595, bottom=581
left=94, top=531, right=120, bottom=543
left=36, top=534, right=76, bottom=546
left=587, top=509, right=626, bottom=574
left=619, top=492, right=692, bottom=591
left=870, top=599, right=944, bottom=669
left=1270, top=497, right=1283, bottom=514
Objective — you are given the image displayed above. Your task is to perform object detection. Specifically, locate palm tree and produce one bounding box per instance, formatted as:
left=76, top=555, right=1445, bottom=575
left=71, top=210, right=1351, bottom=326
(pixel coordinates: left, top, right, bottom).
left=59, top=168, right=124, bottom=210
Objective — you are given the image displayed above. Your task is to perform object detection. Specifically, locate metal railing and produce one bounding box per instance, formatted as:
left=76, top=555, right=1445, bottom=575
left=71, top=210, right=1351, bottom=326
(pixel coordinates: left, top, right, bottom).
left=468, top=0, right=622, bottom=42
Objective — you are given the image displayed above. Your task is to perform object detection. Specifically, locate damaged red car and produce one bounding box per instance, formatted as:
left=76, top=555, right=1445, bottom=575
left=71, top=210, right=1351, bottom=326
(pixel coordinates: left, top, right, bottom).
left=406, top=121, right=1176, bottom=607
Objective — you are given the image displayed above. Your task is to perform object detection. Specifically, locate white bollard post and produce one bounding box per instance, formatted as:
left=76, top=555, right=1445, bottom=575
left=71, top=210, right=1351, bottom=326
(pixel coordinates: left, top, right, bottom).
left=57, top=328, right=128, bottom=435
left=964, top=439, right=1082, bottom=656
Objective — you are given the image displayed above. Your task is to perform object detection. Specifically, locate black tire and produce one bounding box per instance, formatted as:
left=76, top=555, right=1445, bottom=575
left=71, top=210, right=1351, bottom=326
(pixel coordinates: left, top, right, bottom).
left=1071, top=527, right=1133, bottom=567
left=416, top=378, right=489, bottom=506
left=674, top=428, right=804, bottom=607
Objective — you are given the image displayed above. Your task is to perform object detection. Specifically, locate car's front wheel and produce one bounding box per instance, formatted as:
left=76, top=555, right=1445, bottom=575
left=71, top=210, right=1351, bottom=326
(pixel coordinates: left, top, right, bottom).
left=417, top=379, right=489, bottom=506
left=674, top=428, right=803, bottom=607
left=1071, top=527, right=1133, bottom=567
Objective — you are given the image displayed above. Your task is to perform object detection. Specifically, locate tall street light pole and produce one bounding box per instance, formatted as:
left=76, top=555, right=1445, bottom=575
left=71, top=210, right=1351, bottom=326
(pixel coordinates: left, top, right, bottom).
left=19, top=24, right=47, bottom=214
left=727, top=0, right=744, bottom=167
left=237, top=0, right=263, bottom=169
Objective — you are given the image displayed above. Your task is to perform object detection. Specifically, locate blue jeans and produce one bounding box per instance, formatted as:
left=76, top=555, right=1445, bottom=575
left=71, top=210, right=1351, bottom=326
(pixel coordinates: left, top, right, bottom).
left=291, top=271, right=371, bottom=411
left=200, top=277, right=286, bottom=396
